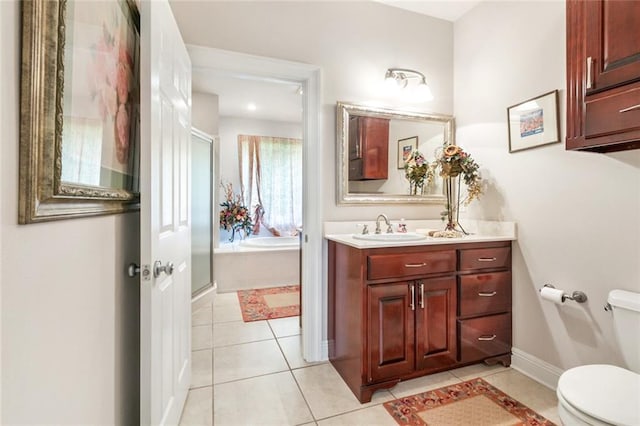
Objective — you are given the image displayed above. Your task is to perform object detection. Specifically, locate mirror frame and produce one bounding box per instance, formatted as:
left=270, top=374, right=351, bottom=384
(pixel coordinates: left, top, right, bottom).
left=336, top=101, right=455, bottom=205
left=18, top=0, right=140, bottom=224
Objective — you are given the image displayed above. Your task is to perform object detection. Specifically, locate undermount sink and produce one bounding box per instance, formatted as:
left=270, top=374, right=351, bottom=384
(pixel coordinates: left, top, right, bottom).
left=352, top=232, right=427, bottom=242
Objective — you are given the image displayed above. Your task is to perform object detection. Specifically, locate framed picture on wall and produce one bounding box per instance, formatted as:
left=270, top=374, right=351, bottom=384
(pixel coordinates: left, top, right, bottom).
left=507, top=90, right=560, bottom=153
left=19, top=0, right=140, bottom=223
left=397, top=136, right=418, bottom=169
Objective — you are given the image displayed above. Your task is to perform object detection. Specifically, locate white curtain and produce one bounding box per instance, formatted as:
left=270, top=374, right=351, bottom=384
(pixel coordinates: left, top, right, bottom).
left=238, top=134, right=302, bottom=236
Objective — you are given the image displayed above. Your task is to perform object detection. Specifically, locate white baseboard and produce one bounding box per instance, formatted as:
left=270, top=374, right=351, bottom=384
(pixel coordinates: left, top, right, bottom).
left=320, top=340, right=329, bottom=361
left=511, top=347, right=564, bottom=390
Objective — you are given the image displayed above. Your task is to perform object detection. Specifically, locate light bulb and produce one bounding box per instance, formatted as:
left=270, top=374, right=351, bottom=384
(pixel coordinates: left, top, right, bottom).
left=415, top=81, right=433, bottom=102
left=384, top=73, right=399, bottom=90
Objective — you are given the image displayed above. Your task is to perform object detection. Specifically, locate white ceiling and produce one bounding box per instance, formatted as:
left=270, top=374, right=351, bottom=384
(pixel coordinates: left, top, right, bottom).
left=192, top=69, right=303, bottom=123
left=375, top=0, right=481, bottom=22
left=191, top=1, right=481, bottom=123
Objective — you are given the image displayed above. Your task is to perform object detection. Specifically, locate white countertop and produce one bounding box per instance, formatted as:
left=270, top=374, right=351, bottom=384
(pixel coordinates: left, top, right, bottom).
left=324, top=220, right=516, bottom=249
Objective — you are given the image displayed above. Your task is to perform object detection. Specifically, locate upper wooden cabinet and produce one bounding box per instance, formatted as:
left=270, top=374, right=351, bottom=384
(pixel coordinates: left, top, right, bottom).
left=566, top=0, right=640, bottom=152
left=348, top=116, right=389, bottom=180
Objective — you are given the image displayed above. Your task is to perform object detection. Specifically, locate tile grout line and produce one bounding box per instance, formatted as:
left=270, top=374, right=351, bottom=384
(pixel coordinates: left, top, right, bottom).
left=191, top=299, right=316, bottom=424
left=289, top=368, right=319, bottom=424
left=212, top=336, right=275, bottom=349
left=270, top=318, right=318, bottom=424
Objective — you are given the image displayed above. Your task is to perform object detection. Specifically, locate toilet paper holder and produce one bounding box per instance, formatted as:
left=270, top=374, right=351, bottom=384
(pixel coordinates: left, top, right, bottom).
left=541, top=284, right=588, bottom=303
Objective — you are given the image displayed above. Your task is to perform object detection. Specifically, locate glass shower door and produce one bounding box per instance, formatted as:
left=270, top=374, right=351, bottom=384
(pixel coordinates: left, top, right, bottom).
left=191, top=128, right=214, bottom=296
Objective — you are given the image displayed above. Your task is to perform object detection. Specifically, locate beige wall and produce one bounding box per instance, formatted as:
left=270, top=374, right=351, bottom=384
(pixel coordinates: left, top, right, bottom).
left=192, top=91, right=219, bottom=136
left=454, top=1, right=640, bottom=369
left=1, top=2, right=140, bottom=423
left=170, top=0, right=455, bottom=222
left=3, top=0, right=639, bottom=422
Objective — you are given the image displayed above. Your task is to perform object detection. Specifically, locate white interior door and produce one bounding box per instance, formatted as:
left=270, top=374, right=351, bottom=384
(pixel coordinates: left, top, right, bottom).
left=140, top=1, right=192, bottom=424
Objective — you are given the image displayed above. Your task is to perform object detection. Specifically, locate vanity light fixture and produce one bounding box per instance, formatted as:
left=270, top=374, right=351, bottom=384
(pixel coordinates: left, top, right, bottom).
left=247, top=102, right=257, bottom=111
left=384, top=68, right=434, bottom=101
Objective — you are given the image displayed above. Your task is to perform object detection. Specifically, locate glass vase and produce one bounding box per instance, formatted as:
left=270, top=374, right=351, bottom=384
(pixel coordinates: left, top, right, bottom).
left=409, top=181, right=424, bottom=196
left=443, top=176, right=467, bottom=234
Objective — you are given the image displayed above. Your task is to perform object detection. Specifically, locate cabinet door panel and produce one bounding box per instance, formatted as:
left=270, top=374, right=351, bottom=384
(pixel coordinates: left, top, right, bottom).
left=586, top=0, right=640, bottom=93
left=367, top=283, right=415, bottom=383
left=361, top=117, right=389, bottom=180
left=349, top=116, right=389, bottom=180
left=415, top=276, right=457, bottom=371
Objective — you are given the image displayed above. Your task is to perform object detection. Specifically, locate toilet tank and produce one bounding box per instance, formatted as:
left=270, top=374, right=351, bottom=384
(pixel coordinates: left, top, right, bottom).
left=608, top=289, right=640, bottom=373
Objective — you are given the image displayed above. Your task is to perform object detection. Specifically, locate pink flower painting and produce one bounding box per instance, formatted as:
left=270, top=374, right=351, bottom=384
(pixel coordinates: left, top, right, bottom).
left=87, top=9, right=138, bottom=166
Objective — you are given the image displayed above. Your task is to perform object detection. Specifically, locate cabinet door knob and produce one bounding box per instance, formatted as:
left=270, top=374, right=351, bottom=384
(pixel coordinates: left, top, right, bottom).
left=478, top=291, right=497, bottom=297
left=478, top=334, right=497, bottom=341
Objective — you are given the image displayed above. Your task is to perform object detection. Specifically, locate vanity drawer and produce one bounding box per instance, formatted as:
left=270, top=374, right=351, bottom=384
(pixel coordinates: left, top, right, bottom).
left=459, top=247, right=511, bottom=271
left=367, top=250, right=456, bottom=281
left=459, top=272, right=511, bottom=317
left=458, top=313, right=511, bottom=363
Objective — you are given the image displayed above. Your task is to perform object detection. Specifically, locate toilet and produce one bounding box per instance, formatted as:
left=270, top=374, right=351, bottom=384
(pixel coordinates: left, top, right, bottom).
left=556, top=290, right=640, bottom=426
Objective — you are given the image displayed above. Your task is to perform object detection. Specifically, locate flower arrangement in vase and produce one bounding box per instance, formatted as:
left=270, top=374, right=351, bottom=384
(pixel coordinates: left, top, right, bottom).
left=433, top=145, right=482, bottom=234
left=403, top=150, right=434, bottom=195
left=219, top=182, right=253, bottom=242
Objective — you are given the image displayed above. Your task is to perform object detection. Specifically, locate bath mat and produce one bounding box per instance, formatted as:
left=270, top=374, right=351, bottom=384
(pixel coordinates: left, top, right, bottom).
left=384, top=377, right=556, bottom=426
left=237, top=285, right=300, bottom=322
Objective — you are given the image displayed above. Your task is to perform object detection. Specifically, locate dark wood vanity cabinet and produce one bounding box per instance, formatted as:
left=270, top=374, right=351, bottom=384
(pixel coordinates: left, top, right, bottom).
left=348, top=116, right=389, bottom=180
left=566, top=0, right=640, bottom=152
left=328, top=240, right=512, bottom=403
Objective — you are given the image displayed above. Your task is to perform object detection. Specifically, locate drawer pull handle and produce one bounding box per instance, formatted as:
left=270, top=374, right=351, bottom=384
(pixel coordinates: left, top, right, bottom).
left=478, top=291, right=497, bottom=297
left=619, top=104, right=640, bottom=113
left=405, top=262, right=427, bottom=268
left=478, top=334, right=497, bottom=341
left=586, top=56, right=593, bottom=89
left=410, top=283, right=415, bottom=311
left=478, top=257, right=497, bottom=262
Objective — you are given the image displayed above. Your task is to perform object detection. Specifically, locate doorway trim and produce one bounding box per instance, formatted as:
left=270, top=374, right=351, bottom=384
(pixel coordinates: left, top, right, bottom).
left=188, top=46, right=324, bottom=361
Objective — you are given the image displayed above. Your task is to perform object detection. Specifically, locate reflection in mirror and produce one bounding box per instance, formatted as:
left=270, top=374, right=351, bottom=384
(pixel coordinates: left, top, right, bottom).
left=336, top=102, right=454, bottom=205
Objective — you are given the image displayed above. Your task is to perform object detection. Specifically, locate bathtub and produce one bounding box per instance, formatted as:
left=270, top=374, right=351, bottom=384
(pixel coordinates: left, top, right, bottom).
left=241, top=236, right=299, bottom=249
left=213, top=236, right=300, bottom=292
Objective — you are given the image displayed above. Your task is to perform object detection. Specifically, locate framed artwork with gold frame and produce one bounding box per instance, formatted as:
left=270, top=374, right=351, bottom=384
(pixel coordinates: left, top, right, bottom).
left=19, top=0, right=140, bottom=223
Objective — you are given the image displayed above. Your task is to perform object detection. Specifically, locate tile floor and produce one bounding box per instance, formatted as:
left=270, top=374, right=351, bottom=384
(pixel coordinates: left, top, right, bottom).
left=180, top=290, right=561, bottom=426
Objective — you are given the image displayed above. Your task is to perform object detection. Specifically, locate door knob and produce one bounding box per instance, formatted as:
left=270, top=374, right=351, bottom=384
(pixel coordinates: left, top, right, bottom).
left=154, top=260, right=174, bottom=278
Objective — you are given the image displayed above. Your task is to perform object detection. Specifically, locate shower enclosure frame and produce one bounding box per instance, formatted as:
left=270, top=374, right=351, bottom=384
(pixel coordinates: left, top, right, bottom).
left=191, top=128, right=216, bottom=297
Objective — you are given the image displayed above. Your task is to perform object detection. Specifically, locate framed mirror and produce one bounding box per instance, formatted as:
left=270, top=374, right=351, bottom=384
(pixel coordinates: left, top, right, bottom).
left=336, top=102, right=454, bottom=205
left=19, top=0, right=140, bottom=224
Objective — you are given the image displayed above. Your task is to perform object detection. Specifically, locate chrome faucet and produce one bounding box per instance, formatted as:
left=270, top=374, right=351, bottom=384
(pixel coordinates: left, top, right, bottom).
left=375, top=214, right=393, bottom=234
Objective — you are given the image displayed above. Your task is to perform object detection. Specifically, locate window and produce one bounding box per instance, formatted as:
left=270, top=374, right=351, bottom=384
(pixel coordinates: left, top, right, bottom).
left=238, top=135, right=302, bottom=236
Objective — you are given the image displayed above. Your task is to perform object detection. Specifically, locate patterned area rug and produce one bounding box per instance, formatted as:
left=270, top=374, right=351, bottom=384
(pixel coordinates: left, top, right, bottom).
left=237, top=285, right=300, bottom=322
left=384, top=378, right=556, bottom=426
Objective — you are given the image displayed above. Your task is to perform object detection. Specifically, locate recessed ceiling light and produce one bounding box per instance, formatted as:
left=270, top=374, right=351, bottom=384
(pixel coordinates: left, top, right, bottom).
left=247, top=103, right=257, bottom=111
